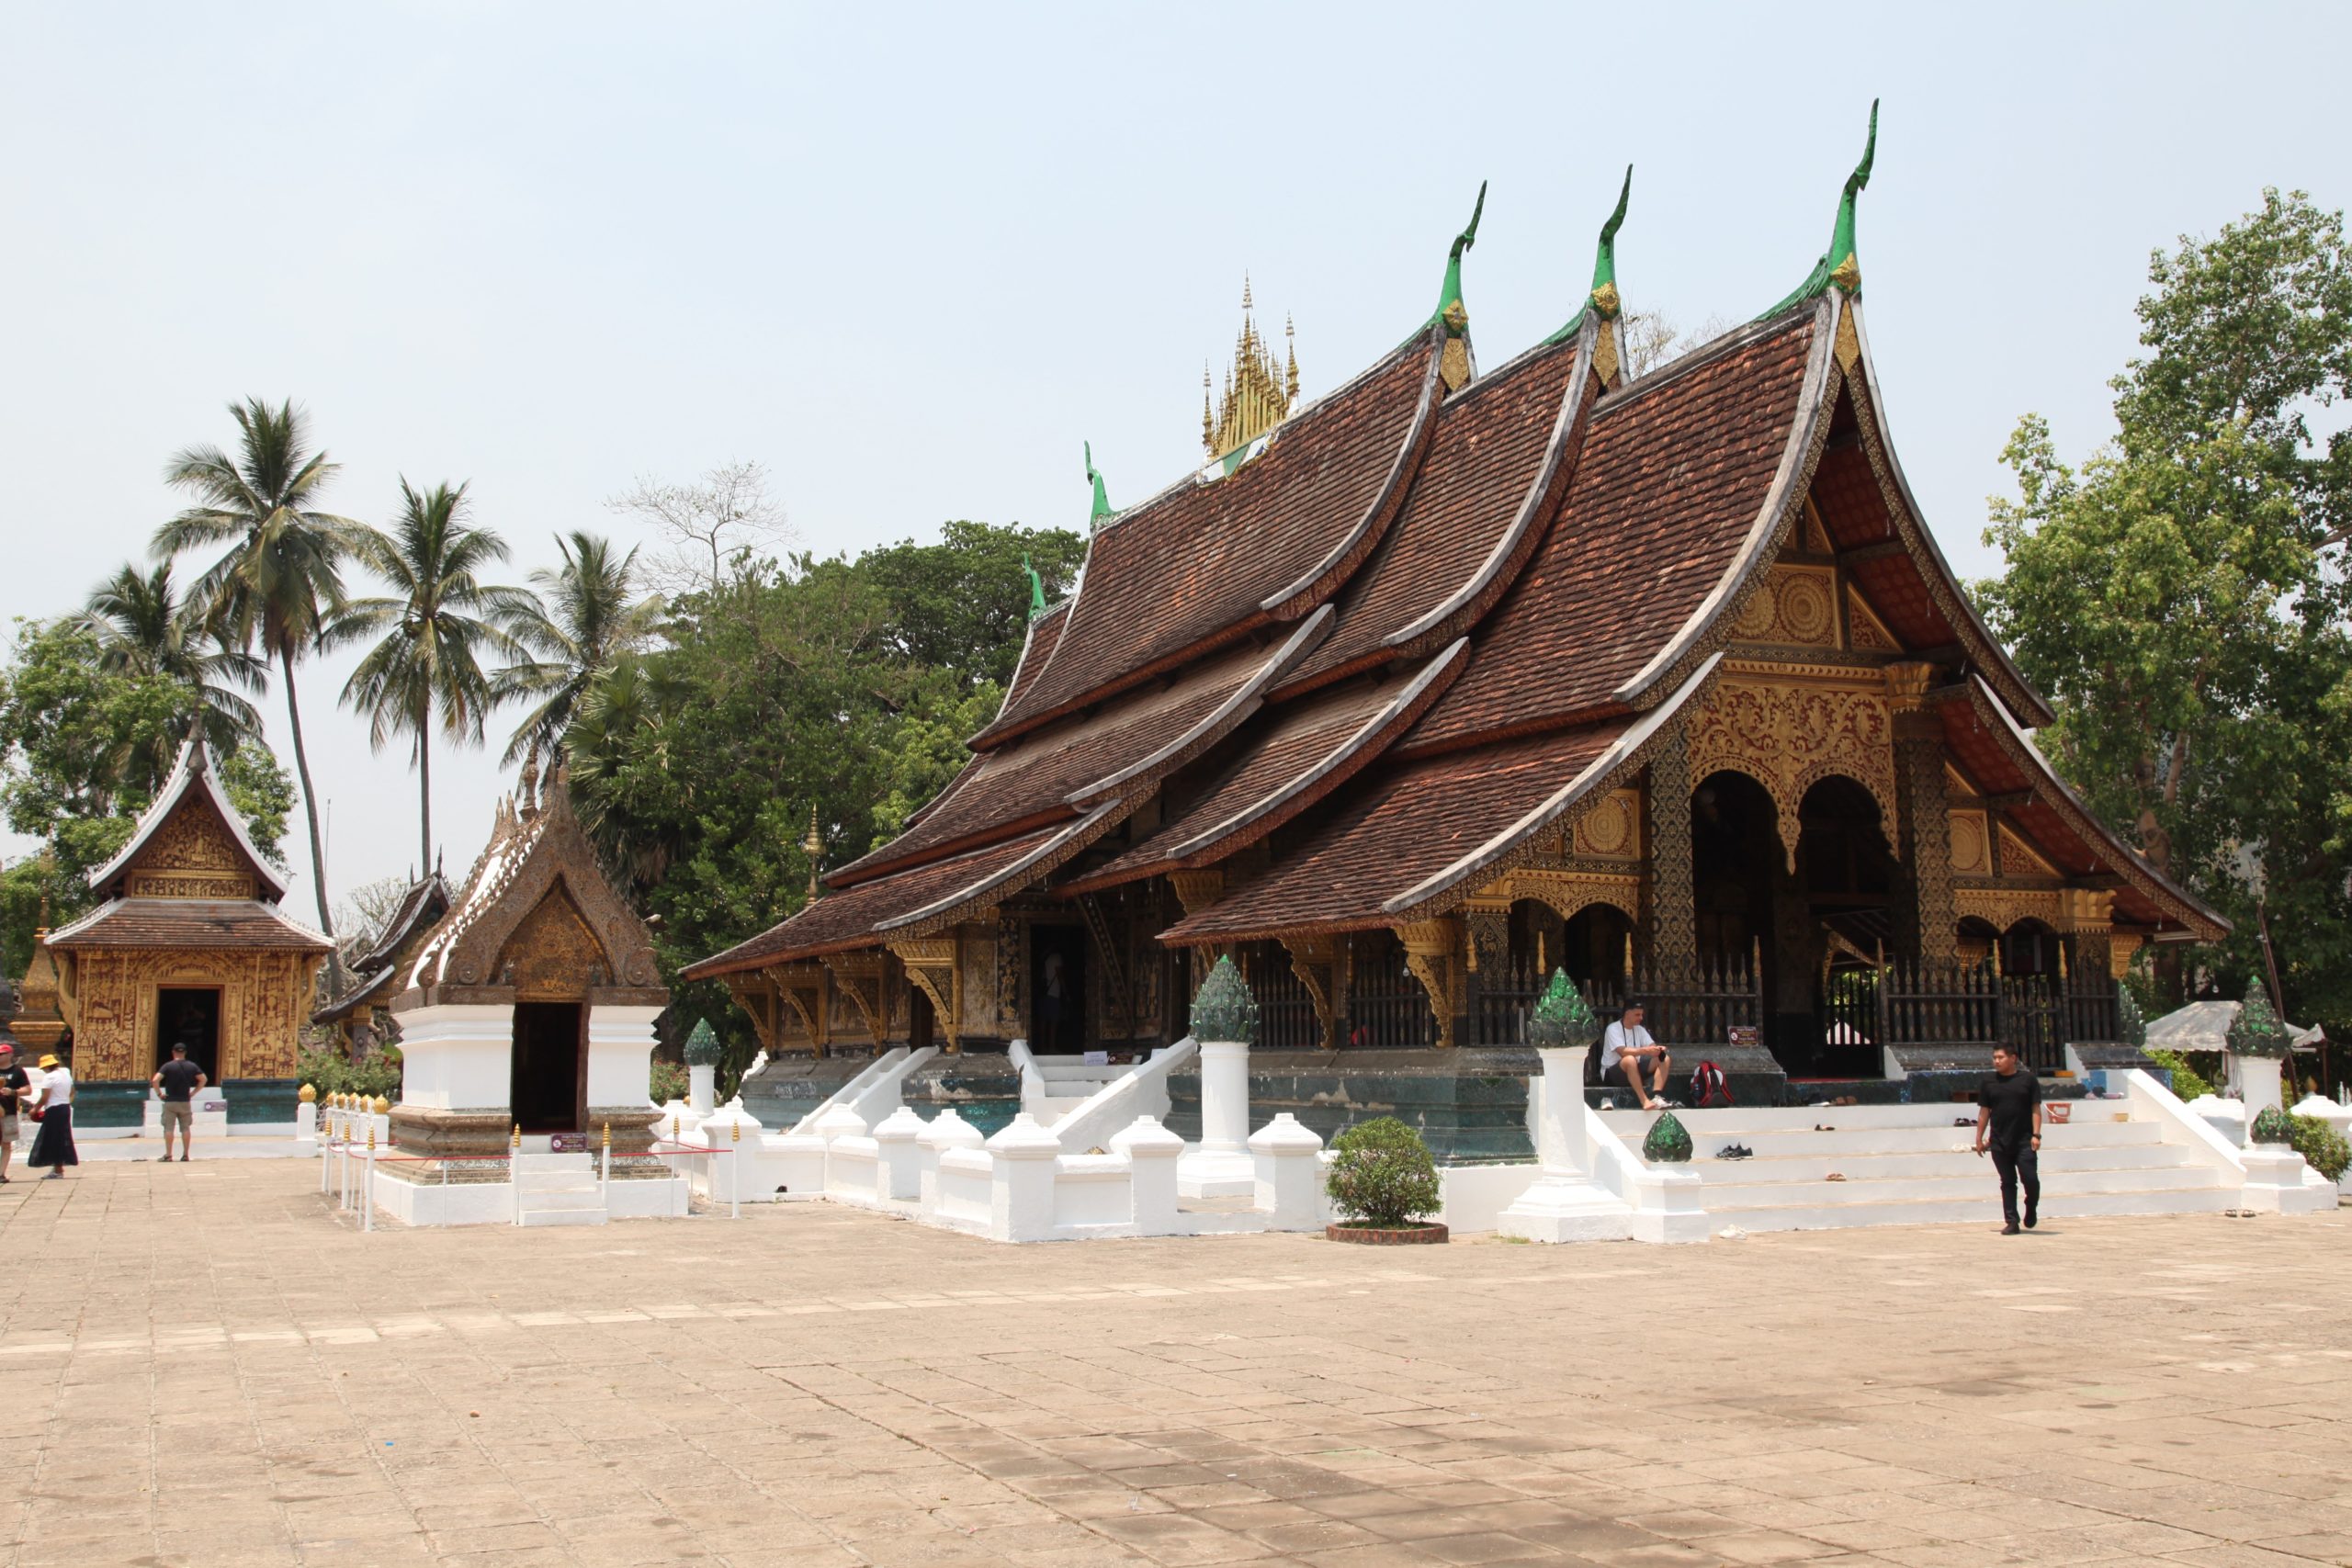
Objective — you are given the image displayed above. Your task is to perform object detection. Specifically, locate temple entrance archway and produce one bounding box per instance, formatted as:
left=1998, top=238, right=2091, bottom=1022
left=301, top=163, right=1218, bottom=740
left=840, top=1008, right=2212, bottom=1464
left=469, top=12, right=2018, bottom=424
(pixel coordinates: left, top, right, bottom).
left=511, top=1001, right=585, bottom=1134
left=156, top=987, right=221, bottom=1082
left=1028, top=923, right=1087, bottom=1053
left=1799, top=777, right=1897, bottom=1077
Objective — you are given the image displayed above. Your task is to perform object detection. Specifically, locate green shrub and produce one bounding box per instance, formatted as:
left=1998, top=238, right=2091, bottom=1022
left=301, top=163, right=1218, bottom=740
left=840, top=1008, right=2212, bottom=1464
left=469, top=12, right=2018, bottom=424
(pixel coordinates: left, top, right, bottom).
left=296, top=1045, right=401, bottom=1102
left=2143, top=1048, right=2215, bottom=1101
left=650, top=1058, right=690, bottom=1105
left=1324, top=1115, right=1441, bottom=1229
left=2290, top=1114, right=2350, bottom=1182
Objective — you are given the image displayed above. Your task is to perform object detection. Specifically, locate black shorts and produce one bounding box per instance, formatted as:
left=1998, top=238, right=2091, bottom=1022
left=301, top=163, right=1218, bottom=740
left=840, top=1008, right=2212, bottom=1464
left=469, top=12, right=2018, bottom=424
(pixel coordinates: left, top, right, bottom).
left=1603, top=1062, right=1644, bottom=1089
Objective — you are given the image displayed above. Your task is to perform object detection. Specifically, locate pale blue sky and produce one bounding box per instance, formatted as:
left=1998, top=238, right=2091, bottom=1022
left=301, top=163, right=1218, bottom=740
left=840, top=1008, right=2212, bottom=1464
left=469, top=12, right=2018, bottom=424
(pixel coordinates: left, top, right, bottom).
left=5, top=3, right=2348, bottom=924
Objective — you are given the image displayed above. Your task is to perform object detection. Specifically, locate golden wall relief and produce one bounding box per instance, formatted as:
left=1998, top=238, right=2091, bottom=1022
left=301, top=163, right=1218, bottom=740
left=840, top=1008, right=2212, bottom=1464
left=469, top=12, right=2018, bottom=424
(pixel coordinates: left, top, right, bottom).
left=63, top=948, right=316, bottom=1081
left=1473, top=869, right=1641, bottom=928
left=1569, top=788, right=1642, bottom=861
left=128, top=873, right=255, bottom=899
left=1730, top=565, right=1839, bottom=649
left=1949, top=809, right=1989, bottom=876
left=1996, top=823, right=2059, bottom=878
left=1846, top=588, right=1902, bottom=652
left=131, top=799, right=252, bottom=880
left=1953, top=886, right=2064, bottom=936
left=494, top=885, right=605, bottom=998
left=1684, top=671, right=1898, bottom=868
left=957, top=924, right=999, bottom=1038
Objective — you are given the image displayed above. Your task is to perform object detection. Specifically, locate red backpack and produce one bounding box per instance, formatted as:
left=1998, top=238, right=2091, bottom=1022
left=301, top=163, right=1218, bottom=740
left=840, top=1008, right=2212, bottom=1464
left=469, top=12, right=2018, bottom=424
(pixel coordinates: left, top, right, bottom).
left=1689, top=1060, right=1733, bottom=1108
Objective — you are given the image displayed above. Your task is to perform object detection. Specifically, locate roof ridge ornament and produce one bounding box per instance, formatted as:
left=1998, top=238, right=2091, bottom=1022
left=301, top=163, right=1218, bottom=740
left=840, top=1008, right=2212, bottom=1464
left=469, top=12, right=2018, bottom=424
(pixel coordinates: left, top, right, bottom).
left=1022, top=553, right=1047, bottom=621
left=1203, top=277, right=1299, bottom=468
left=1765, top=100, right=1878, bottom=317
left=1427, top=181, right=1487, bottom=392
left=1543, top=165, right=1633, bottom=372
left=1084, top=442, right=1113, bottom=528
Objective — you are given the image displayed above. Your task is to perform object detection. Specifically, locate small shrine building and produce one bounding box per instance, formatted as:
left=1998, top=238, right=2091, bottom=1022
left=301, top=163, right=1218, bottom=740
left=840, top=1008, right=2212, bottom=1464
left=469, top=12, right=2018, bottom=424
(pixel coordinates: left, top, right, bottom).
left=32, top=737, right=331, bottom=1130
left=684, top=118, right=2224, bottom=1135
left=313, top=868, right=451, bottom=1053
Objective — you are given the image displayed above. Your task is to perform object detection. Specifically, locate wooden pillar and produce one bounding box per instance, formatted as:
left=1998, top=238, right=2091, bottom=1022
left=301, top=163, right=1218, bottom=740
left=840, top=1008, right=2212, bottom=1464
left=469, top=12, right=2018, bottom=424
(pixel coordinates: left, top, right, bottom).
left=1887, top=662, right=1956, bottom=962
left=1645, top=730, right=1698, bottom=986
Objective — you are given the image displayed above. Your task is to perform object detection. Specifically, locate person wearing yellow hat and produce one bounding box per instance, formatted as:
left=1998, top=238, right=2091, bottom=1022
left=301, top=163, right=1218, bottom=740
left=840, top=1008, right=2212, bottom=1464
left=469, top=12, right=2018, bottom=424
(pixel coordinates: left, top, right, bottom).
left=26, top=1054, right=75, bottom=1179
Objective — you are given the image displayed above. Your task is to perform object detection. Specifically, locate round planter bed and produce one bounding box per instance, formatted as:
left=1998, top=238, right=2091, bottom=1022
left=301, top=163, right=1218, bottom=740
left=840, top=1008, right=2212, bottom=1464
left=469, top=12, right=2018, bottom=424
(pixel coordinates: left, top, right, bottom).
left=1326, top=1223, right=1449, bottom=1246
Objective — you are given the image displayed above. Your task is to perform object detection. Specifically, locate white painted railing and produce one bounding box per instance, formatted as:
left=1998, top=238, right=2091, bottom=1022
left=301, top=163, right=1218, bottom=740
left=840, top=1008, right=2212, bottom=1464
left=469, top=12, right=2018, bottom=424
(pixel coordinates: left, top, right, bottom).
left=786, top=1045, right=938, bottom=1134
left=1045, top=1038, right=1196, bottom=1153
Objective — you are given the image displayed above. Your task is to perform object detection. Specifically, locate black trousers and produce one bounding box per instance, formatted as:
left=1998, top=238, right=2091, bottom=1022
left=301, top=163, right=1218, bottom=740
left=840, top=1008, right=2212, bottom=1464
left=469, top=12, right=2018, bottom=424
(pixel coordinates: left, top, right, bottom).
left=1989, top=1137, right=2039, bottom=1224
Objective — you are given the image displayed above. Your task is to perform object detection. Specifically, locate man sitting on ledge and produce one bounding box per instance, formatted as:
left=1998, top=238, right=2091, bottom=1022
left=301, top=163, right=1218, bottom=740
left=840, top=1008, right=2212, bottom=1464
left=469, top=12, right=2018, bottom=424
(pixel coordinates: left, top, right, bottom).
left=1600, top=1000, right=1672, bottom=1111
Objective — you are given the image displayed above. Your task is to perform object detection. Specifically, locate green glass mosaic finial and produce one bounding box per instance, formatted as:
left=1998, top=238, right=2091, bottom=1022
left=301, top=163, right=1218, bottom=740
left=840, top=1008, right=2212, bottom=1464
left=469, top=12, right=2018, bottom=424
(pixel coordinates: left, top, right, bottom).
left=1642, top=1110, right=1693, bottom=1164
left=1545, top=165, right=1633, bottom=345
left=1191, top=954, right=1260, bottom=1044
left=1525, top=968, right=1600, bottom=1049
left=684, top=1018, right=722, bottom=1067
left=2227, top=980, right=2291, bottom=1059
left=2250, top=1104, right=2296, bottom=1145
left=2116, top=985, right=2146, bottom=1049
left=1763, top=99, right=1879, bottom=317
left=1084, top=442, right=1113, bottom=527
left=1022, top=553, right=1046, bottom=622
left=1430, top=179, right=1487, bottom=325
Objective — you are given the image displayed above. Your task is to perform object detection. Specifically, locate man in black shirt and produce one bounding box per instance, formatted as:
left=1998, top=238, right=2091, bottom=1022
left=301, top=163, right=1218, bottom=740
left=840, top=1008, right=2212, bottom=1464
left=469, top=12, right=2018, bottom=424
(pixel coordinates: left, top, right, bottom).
left=153, top=1042, right=207, bottom=1162
left=1973, top=1044, right=2042, bottom=1235
left=0, top=1043, right=24, bottom=1182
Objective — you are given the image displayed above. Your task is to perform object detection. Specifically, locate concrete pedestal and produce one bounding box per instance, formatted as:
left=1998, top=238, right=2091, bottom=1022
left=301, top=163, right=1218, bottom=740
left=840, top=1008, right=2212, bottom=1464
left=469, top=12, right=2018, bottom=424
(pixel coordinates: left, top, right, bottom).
left=1178, top=1039, right=1253, bottom=1198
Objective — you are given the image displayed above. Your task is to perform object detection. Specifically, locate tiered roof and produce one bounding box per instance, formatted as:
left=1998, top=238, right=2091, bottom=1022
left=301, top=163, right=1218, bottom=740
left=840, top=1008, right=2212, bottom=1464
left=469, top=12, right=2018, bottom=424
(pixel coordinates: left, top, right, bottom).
left=312, top=869, right=450, bottom=1025
left=686, top=126, right=2222, bottom=983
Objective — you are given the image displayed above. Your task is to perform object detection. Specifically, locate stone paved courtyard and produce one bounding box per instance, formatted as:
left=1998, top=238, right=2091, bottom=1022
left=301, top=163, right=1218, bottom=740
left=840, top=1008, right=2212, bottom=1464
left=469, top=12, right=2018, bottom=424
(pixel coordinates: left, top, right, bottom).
left=0, top=1161, right=2345, bottom=1567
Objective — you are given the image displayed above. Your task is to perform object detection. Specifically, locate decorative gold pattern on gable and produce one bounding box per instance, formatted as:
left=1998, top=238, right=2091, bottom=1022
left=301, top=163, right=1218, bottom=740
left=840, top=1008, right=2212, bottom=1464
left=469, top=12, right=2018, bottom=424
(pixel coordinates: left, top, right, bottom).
left=1570, top=788, right=1642, bottom=860
left=1801, top=497, right=1835, bottom=555
left=1949, top=809, right=1989, bottom=876
left=1684, top=671, right=1898, bottom=869
left=1944, top=761, right=1974, bottom=799
left=494, top=885, right=605, bottom=999
left=129, top=799, right=255, bottom=897
left=1845, top=586, right=1903, bottom=653
left=1730, top=564, right=1838, bottom=648
left=1997, top=823, right=2059, bottom=879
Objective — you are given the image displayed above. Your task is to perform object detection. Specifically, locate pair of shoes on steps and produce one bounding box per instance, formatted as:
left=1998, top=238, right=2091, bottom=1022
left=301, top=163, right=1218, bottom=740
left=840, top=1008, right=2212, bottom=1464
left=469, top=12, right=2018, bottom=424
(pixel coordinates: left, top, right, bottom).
left=1714, top=1143, right=1753, bottom=1160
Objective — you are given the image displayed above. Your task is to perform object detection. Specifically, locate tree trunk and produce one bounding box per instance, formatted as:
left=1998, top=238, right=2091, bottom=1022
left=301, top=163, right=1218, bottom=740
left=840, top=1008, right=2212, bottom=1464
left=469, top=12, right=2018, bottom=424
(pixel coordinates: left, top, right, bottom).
left=278, top=643, right=340, bottom=980
left=418, top=718, right=433, bottom=876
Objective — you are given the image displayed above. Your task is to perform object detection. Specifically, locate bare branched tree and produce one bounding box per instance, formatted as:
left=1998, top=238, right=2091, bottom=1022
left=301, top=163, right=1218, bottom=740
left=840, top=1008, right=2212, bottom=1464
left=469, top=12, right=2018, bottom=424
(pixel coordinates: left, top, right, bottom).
left=605, top=460, right=790, bottom=595
left=1620, top=311, right=1736, bottom=379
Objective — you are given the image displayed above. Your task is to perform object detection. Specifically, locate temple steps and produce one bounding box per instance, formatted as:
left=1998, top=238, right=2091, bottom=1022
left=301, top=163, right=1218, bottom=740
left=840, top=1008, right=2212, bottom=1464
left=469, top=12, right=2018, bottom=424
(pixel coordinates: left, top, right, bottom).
left=511, top=1151, right=608, bottom=1227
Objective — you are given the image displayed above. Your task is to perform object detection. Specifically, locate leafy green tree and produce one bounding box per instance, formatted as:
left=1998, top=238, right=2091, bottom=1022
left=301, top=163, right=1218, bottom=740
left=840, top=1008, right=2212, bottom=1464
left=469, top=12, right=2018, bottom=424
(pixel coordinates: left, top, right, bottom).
left=81, top=560, right=266, bottom=757
left=494, top=530, right=663, bottom=765
left=153, top=398, right=363, bottom=941
left=332, top=480, right=522, bottom=871
left=859, top=520, right=1088, bottom=689
left=1980, top=189, right=2352, bottom=1026
left=869, top=669, right=1001, bottom=849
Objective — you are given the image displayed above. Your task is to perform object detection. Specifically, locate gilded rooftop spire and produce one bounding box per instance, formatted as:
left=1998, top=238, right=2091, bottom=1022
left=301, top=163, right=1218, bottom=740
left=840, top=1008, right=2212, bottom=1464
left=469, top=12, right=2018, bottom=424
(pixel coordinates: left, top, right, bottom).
left=1765, top=100, right=1879, bottom=316
left=1204, top=276, right=1299, bottom=461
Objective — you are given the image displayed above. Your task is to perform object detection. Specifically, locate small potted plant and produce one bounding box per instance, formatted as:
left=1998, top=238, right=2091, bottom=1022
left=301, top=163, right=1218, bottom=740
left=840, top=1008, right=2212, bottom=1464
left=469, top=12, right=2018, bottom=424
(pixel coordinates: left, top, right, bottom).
left=1324, top=1115, right=1447, bottom=1244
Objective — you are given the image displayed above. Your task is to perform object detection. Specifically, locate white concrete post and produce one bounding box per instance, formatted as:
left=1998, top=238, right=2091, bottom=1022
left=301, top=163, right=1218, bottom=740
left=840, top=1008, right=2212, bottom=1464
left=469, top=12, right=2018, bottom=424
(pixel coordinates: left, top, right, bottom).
left=871, top=1107, right=926, bottom=1201
left=1499, top=1047, right=1631, bottom=1243
left=1248, top=1112, right=1325, bottom=1231
left=1110, top=1116, right=1183, bottom=1234
left=2236, top=1055, right=2286, bottom=1128
left=295, top=1097, right=318, bottom=1152
left=697, top=1103, right=763, bottom=1204
left=688, top=1064, right=717, bottom=1117
left=986, top=1113, right=1063, bottom=1242
left=918, top=1110, right=985, bottom=1210
left=1179, top=1039, right=1254, bottom=1198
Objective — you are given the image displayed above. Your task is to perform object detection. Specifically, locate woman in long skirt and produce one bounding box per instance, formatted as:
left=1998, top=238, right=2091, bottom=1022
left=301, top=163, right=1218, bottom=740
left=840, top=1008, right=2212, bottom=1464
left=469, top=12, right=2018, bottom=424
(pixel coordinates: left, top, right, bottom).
left=27, top=1055, right=75, bottom=1179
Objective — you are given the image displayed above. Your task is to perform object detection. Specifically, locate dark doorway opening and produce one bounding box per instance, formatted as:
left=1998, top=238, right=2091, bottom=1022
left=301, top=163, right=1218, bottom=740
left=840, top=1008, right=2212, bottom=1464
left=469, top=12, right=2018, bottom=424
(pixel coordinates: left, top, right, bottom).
left=511, top=1002, right=584, bottom=1134
left=1693, top=772, right=1788, bottom=1061
left=1028, top=925, right=1088, bottom=1054
left=909, top=983, right=934, bottom=1052
left=156, top=987, right=220, bottom=1082
left=1798, top=777, right=1897, bottom=1078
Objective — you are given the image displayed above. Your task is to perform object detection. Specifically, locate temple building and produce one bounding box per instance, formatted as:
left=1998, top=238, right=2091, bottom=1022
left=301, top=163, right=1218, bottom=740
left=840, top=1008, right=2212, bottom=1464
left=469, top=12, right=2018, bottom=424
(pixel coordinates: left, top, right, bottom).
left=34, top=737, right=333, bottom=1131
left=685, top=116, right=2223, bottom=1142
left=313, top=868, right=451, bottom=1052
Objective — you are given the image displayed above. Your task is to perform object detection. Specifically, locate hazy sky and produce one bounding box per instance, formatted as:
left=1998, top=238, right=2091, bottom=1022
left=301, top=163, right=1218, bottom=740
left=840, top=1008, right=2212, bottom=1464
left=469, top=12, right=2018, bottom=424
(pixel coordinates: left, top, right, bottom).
left=6, top=3, right=2349, bottom=931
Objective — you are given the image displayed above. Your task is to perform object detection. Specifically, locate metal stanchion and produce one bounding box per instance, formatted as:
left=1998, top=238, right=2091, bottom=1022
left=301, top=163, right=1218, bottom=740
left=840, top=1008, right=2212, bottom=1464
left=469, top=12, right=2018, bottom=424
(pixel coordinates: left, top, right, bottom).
left=730, top=1117, right=741, bottom=1221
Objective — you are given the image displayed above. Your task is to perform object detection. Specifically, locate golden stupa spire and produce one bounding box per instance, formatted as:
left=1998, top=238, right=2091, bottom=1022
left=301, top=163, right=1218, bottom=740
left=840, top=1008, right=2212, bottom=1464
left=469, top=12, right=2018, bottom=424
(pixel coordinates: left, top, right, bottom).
left=1203, top=276, right=1299, bottom=461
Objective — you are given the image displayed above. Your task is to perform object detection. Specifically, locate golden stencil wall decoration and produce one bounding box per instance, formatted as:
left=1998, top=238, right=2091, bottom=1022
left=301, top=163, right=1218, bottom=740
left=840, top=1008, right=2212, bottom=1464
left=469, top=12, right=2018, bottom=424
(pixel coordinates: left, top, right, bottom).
left=1997, top=823, right=2060, bottom=878
left=1570, top=789, right=1641, bottom=859
left=1684, top=675, right=1898, bottom=868
left=1949, top=810, right=1988, bottom=875
left=1729, top=566, right=1838, bottom=649
left=132, top=799, right=250, bottom=878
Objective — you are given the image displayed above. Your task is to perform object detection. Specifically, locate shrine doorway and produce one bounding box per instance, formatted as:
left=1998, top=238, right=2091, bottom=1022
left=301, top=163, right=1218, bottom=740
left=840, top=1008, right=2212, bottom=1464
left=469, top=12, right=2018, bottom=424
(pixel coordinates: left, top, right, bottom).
left=156, top=987, right=220, bottom=1081
left=511, top=1001, right=585, bottom=1134
left=1691, top=770, right=1787, bottom=1057
left=1797, top=777, right=1897, bottom=1077
left=1028, top=924, right=1088, bottom=1054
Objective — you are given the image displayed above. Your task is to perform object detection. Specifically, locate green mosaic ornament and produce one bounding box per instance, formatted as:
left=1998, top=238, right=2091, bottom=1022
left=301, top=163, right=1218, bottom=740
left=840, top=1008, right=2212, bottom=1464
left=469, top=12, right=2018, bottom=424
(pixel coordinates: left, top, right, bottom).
left=1642, top=1110, right=1693, bottom=1164
left=2250, top=1105, right=2296, bottom=1145
left=2116, top=985, right=2146, bottom=1049
left=2226, top=982, right=2290, bottom=1059
left=1525, top=968, right=1599, bottom=1050
left=1191, top=955, right=1260, bottom=1045
left=684, top=1018, right=723, bottom=1067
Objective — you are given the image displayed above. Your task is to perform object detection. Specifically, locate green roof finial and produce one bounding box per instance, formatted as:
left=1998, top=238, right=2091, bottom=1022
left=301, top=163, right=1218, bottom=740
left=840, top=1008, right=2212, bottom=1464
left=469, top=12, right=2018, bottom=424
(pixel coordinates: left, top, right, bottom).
left=1544, top=165, right=1633, bottom=345
left=1763, top=99, right=1879, bottom=317
left=1084, top=441, right=1113, bottom=527
left=1022, top=553, right=1046, bottom=622
left=1430, top=180, right=1487, bottom=325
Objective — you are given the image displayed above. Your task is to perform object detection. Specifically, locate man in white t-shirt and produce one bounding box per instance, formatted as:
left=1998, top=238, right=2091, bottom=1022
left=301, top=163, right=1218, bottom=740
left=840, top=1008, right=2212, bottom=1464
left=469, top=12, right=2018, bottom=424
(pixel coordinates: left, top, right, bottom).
left=1600, top=1001, right=1672, bottom=1111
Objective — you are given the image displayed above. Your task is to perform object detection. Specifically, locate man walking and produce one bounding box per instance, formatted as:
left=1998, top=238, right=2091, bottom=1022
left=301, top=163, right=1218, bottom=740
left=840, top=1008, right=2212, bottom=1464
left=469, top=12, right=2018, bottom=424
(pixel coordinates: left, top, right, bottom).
left=1973, top=1043, right=2042, bottom=1235
left=152, top=1042, right=206, bottom=1162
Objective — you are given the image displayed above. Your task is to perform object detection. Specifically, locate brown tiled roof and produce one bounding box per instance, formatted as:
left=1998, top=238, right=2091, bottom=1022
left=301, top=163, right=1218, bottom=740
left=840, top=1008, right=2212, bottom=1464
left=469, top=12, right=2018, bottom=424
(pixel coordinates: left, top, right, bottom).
left=973, top=334, right=1442, bottom=747
left=45, top=899, right=334, bottom=953
left=313, top=961, right=401, bottom=1024
left=830, top=613, right=1329, bottom=888
left=1402, top=309, right=1824, bottom=754
left=683, top=828, right=1062, bottom=979
left=1939, top=679, right=2225, bottom=939
left=1066, top=640, right=1468, bottom=894
left=1159, top=718, right=1632, bottom=943
left=1279, top=334, right=1589, bottom=694
left=349, top=873, right=451, bottom=974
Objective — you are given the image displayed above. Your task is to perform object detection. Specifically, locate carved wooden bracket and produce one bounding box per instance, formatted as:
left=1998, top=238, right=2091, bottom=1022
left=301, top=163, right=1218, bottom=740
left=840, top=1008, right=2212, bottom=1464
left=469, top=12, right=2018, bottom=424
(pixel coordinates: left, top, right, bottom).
left=1397, top=919, right=1461, bottom=1050
left=764, top=961, right=830, bottom=1056
left=723, top=973, right=778, bottom=1052
left=1075, top=894, right=1130, bottom=1029
left=823, top=952, right=888, bottom=1045
left=886, top=937, right=961, bottom=1053
left=1279, top=933, right=1343, bottom=1050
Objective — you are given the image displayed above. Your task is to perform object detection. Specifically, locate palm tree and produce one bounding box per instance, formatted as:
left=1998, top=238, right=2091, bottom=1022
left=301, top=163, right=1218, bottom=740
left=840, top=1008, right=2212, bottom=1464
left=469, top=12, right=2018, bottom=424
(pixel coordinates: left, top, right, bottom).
left=493, top=530, right=663, bottom=765
left=153, top=399, right=363, bottom=942
left=82, top=560, right=269, bottom=758
left=331, top=479, right=522, bottom=870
